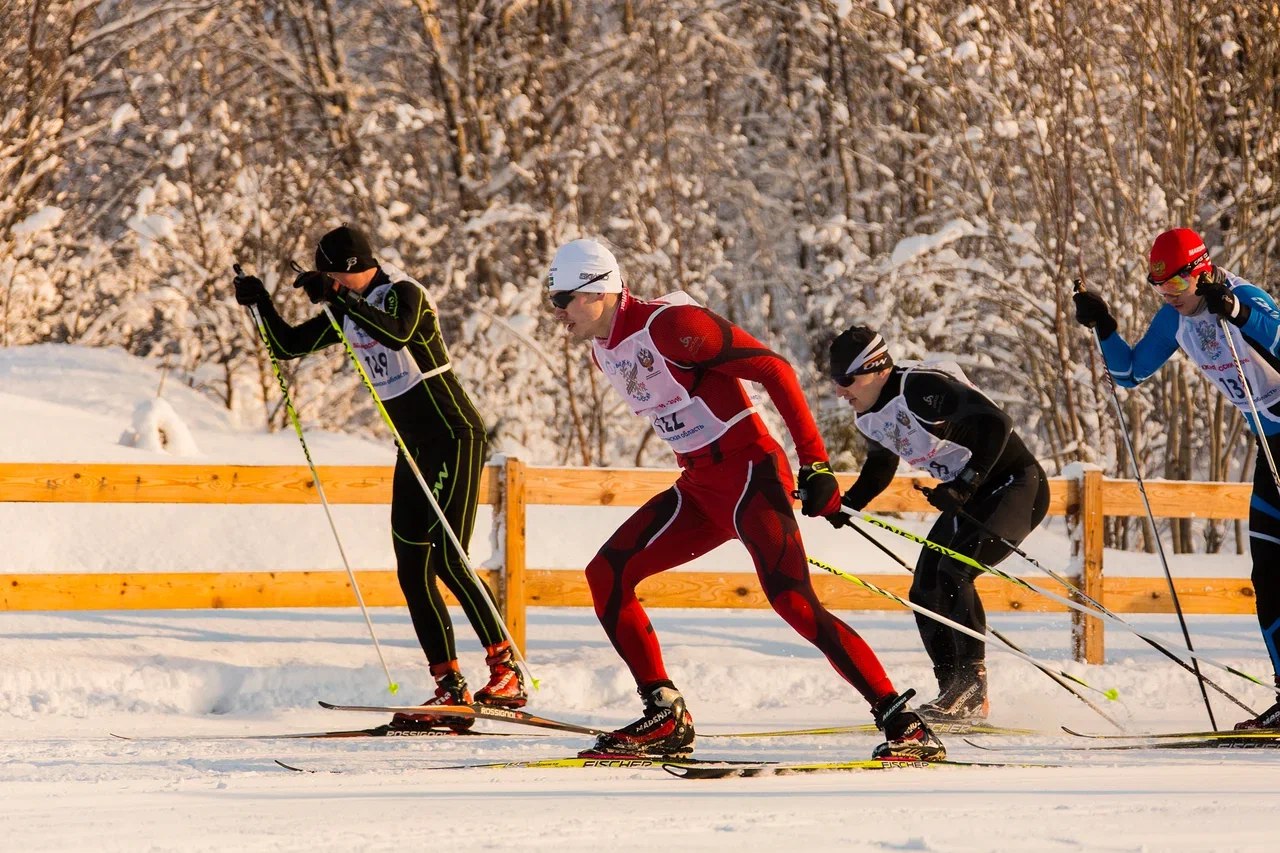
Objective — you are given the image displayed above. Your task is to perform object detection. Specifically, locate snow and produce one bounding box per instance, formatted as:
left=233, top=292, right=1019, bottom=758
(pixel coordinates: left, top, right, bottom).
left=951, top=40, right=979, bottom=63
left=10, top=206, right=65, bottom=238
left=2, top=345, right=1278, bottom=852
left=886, top=219, right=982, bottom=269
left=992, top=118, right=1020, bottom=139
left=109, top=103, right=139, bottom=134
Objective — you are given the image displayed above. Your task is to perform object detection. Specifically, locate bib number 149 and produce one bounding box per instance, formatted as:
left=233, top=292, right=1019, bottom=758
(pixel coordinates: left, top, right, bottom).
left=363, top=352, right=390, bottom=378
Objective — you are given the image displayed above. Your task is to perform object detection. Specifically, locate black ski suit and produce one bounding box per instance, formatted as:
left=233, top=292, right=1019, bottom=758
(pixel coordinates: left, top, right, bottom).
left=842, top=365, right=1049, bottom=674
left=252, top=268, right=501, bottom=665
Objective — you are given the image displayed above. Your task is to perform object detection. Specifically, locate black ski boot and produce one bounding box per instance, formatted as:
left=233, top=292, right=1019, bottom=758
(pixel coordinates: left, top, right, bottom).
left=390, top=666, right=474, bottom=732
left=580, top=682, right=695, bottom=758
left=919, top=663, right=989, bottom=722
left=872, top=688, right=946, bottom=761
left=1234, top=675, right=1280, bottom=730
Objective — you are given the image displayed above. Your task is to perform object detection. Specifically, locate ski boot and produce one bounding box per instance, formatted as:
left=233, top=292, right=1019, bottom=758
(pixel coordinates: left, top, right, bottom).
left=872, top=688, right=946, bottom=761
left=919, top=663, right=989, bottom=722
left=474, top=641, right=528, bottom=709
left=580, top=682, right=695, bottom=758
left=1234, top=675, right=1280, bottom=730
left=390, top=663, right=474, bottom=732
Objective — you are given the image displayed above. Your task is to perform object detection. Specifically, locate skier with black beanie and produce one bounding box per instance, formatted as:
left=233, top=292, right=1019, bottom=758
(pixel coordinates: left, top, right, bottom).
left=233, top=225, right=522, bottom=729
left=820, top=325, right=1050, bottom=722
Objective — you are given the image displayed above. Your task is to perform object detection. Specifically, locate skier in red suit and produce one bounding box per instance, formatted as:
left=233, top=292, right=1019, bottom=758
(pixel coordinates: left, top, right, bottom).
left=546, top=238, right=943, bottom=760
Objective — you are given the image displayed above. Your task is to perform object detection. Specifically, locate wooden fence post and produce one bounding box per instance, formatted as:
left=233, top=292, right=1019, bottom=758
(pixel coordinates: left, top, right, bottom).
left=1070, top=468, right=1105, bottom=664
left=502, top=456, right=528, bottom=654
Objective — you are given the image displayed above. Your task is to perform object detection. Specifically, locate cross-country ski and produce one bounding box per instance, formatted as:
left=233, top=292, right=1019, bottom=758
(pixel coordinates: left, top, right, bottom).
left=110, top=726, right=537, bottom=741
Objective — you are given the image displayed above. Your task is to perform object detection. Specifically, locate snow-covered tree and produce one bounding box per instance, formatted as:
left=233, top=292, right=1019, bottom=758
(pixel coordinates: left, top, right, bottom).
left=5, top=0, right=1280, bottom=552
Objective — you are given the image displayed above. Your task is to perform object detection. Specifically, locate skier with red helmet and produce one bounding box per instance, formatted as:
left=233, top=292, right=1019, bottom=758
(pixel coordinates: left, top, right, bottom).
left=1073, top=227, right=1280, bottom=729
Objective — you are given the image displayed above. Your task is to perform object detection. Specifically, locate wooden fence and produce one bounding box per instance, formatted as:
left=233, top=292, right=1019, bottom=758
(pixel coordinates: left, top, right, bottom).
left=0, top=461, right=1257, bottom=664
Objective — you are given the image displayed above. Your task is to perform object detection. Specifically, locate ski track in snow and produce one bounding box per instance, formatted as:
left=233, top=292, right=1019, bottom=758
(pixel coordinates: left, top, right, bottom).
left=3, top=608, right=1278, bottom=852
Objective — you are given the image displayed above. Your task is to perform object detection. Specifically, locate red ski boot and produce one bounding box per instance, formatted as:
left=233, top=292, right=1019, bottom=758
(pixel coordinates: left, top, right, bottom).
left=474, top=642, right=528, bottom=709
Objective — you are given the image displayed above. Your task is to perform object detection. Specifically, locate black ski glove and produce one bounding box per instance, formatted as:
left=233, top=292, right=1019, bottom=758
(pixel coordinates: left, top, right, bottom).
left=821, top=494, right=864, bottom=529
left=1197, top=269, right=1250, bottom=327
left=798, top=461, right=842, bottom=519
left=1072, top=290, right=1117, bottom=340
left=293, top=269, right=336, bottom=305
left=922, top=478, right=977, bottom=514
left=233, top=269, right=268, bottom=306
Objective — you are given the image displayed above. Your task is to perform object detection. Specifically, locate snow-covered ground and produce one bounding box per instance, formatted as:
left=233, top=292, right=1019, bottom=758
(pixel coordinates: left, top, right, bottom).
left=2, top=345, right=1277, bottom=852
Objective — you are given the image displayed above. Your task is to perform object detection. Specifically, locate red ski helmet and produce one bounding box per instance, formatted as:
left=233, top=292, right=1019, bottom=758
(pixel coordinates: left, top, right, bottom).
left=1147, top=228, right=1212, bottom=293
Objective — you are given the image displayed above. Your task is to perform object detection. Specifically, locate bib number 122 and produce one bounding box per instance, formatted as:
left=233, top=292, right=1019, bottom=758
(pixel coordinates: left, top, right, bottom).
left=655, top=412, right=686, bottom=434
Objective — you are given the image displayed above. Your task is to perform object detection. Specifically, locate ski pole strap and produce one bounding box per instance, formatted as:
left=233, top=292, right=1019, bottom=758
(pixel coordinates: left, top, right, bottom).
left=872, top=688, right=915, bottom=729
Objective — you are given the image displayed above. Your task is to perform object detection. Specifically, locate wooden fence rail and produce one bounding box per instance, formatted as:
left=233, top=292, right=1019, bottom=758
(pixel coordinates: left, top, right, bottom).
left=0, top=462, right=1257, bottom=664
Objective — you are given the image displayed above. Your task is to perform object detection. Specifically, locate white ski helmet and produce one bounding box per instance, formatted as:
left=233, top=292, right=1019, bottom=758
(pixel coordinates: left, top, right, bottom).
left=547, top=239, right=623, bottom=294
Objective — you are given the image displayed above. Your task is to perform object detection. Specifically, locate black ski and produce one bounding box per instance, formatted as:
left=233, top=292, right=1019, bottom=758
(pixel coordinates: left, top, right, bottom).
left=276, top=760, right=337, bottom=774
left=707, top=721, right=1038, bottom=738
left=319, top=701, right=1040, bottom=740
left=1062, top=726, right=1280, bottom=742
left=111, top=725, right=536, bottom=741
left=319, top=701, right=607, bottom=735
left=274, top=755, right=761, bottom=774
left=273, top=754, right=1042, bottom=775
left=664, top=757, right=1043, bottom=779
left=967, top=736, right=1280, bottom=752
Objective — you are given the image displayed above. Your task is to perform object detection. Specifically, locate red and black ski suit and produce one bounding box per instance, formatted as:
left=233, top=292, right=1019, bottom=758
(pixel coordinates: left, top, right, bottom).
left=585, top=290, right=897, bottom=706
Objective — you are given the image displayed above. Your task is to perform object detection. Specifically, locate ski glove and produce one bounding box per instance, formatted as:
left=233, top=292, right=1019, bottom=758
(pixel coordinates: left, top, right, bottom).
left=922, top=478, right=976, bottom=514
left=233, top=273, right=268, bottom=306
left=819, top=494, right=867, bottom=529
left=1197, top=269, right=1250, bottom=326
left=1072, top=290, right=1117, bottom=340
left=798, top=461, right=843, bottom=519
left=293, top=269, right=335, bottom=305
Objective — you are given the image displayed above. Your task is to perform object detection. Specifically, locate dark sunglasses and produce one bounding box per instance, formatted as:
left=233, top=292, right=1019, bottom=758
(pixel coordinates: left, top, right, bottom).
left=832, top=373, right=856, bottom=388
left=1146, top=255, right=1208, bottom=293
left=549, top=271, right=611, bottom=309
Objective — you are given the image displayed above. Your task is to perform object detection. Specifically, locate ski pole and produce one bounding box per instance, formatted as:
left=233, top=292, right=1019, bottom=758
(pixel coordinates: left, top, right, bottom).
left=1074, top=278, right=1217, bottom=727
left=940, top=499, right=1256, bottom=717
left=842, top=518, right=1126, bottom=728
left=844, top=505, right=1275, bottom=692
left=1217, top=316, right=1280, bottom=703
left=806, top=555, right=1124, bottom=708
left=1218, top=317, right=1280, bottom=491
left=320, top=304, right=538, bottom=688
left=236, top=265, right=399, bottom=695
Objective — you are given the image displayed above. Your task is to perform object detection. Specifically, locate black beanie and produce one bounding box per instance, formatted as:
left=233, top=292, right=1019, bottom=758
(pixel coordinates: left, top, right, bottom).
left=829, top=325, right=893, bottom=379
left=315, top=225, right=377, bottom=273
